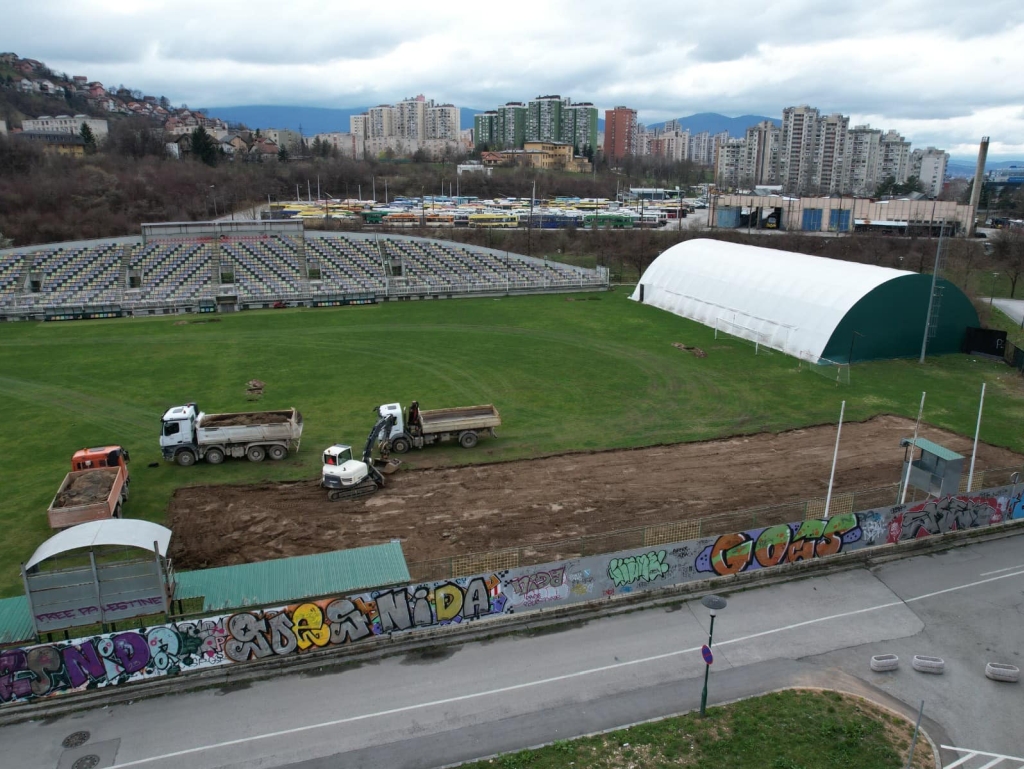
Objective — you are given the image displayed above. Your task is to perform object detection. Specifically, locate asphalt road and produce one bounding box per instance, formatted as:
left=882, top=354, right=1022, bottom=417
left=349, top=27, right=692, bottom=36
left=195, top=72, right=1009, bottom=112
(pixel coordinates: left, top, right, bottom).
left=992, top=297, right=1024, bottom=327
left=6, top=533, right=1023, bottom=769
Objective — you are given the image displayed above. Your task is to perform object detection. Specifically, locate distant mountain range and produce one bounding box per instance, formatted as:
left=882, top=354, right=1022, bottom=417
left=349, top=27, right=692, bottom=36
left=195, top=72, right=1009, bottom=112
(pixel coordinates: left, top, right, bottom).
left=946, top=158, right=1024, bottom=177
left=201, top=105, right=782, bottom=139
left=644, top=112, right=779, bottom=136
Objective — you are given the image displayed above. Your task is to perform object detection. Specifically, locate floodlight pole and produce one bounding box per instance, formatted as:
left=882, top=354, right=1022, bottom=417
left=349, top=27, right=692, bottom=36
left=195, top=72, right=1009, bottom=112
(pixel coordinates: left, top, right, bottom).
left=900, top=392, right=927, bottom=504
left=919, top=220, right=944, bottom=363
left=824, top=400, right=845, bottom=518
left=967, top=382, right=986, bottom=492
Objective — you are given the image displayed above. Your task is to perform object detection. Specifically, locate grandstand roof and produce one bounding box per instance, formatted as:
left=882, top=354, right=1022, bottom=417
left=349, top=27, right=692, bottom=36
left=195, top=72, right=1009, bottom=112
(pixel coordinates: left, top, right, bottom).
left=631, top=239, right=978, bottom=363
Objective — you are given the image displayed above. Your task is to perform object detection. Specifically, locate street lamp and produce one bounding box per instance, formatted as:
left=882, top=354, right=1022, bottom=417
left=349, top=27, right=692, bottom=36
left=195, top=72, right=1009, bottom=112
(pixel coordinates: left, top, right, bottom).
left=990, top=272, right=1000, bottom=307
left=209, top=185, right=218, bottom=218
left=699, top=594, right=727, bottom=717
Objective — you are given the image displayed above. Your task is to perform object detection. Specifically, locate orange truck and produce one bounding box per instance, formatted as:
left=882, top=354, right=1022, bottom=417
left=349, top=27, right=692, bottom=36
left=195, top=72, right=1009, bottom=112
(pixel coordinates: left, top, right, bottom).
left=47, top=446, right=131, bottom=529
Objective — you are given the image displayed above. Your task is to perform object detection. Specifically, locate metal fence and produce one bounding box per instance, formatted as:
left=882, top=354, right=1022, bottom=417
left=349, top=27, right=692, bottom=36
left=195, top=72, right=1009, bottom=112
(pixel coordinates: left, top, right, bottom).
left=405, top=464, right=1024, bottom=582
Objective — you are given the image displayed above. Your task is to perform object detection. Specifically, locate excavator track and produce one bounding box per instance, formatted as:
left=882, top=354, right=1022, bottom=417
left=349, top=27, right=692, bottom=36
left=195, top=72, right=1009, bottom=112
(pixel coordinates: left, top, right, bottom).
left=326, top=479, right=379, bottom=503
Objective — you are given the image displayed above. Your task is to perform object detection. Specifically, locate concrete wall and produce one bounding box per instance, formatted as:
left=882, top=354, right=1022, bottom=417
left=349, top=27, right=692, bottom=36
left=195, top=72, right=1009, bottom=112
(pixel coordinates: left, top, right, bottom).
left=2, top=484, right=1021, bottom=706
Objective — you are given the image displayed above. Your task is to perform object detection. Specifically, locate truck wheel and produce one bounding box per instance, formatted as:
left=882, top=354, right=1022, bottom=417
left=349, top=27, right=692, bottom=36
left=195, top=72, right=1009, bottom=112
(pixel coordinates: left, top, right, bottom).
left=268, top=445, right=288, bottom=461
left=205, top=448, right=225, bottom=465
left=391, top=436, right=410, bottom=454
left=247, top=446, right=266, bottom=463
left=459, top=431, right=479, bottom=449
left=176, top=450, right=197, bottom=467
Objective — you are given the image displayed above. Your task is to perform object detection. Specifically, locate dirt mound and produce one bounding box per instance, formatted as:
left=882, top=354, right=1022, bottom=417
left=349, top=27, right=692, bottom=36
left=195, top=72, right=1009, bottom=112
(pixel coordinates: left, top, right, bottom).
left=55, top=468, right=117, bottom=507
left=167, top=416, right=1024, bottom=571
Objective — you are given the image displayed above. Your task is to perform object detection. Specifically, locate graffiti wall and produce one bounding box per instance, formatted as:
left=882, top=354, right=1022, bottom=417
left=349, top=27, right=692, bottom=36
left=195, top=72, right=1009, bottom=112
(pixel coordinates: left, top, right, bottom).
left=2, top=485, right=1019, bottom=706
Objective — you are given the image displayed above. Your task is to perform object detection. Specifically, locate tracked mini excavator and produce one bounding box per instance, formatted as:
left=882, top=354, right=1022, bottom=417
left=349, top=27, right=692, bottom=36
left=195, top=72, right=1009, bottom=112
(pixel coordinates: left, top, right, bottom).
left=321, top=412, right=401, bottom=502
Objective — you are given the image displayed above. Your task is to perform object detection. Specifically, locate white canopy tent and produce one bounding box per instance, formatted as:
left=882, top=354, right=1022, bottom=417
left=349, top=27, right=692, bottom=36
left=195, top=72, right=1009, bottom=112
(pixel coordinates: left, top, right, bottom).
left=630, top=239, right=912, bottom=363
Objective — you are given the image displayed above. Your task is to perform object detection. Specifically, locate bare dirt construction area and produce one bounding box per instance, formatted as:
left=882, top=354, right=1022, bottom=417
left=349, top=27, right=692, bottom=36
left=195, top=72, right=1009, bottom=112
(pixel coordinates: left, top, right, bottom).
left=167, top=416, right=1024, bottom=570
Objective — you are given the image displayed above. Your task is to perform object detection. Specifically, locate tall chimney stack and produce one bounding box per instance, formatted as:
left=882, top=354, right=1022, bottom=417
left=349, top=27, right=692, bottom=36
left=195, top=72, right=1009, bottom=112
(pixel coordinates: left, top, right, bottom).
left=968, top=136, right=989, bottom=236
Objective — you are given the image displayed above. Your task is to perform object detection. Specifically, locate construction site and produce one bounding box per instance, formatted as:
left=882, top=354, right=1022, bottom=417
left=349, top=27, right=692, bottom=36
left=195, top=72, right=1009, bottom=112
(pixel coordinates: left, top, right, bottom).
left=167, top=415, right=1024, bottom=572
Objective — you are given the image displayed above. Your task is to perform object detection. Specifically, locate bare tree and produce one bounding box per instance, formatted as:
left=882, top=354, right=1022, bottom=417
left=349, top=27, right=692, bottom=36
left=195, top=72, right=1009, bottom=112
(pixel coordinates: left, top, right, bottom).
left=992, top=228, right=1024, bottom=297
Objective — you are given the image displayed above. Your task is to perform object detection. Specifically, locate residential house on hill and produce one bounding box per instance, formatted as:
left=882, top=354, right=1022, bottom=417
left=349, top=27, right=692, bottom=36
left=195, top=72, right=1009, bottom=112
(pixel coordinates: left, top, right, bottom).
left=249, top=138, right=279, bottom=161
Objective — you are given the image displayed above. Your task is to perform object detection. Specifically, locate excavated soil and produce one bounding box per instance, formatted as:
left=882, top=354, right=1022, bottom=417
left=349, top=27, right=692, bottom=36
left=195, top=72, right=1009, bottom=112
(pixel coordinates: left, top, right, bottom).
left=167, top=416, right=1024, bottom=570
left=200, top=410, right=294, bottom=426
left=55, top=468, right=118, bottom=507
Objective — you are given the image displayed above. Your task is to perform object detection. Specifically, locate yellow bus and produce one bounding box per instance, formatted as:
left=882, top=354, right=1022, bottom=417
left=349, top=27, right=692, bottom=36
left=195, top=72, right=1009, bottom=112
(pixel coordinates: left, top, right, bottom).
left=468, top=213, right=518, bottom=228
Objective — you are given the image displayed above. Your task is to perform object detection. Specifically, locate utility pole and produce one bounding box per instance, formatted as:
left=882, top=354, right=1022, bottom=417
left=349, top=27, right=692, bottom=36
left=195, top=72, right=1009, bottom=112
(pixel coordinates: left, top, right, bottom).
left=528, top=179, right=535, bottom=256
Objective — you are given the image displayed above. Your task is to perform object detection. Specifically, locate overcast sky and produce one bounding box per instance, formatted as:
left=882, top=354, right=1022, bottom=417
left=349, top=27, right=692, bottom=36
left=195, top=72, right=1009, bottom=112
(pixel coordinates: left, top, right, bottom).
left=5, top=0, right=1024, bottom=158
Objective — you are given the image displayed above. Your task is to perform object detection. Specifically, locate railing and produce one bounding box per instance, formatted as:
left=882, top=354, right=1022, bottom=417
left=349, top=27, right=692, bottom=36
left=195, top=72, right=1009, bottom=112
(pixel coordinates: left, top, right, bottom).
left=406, top=464, right=1024, bottom=581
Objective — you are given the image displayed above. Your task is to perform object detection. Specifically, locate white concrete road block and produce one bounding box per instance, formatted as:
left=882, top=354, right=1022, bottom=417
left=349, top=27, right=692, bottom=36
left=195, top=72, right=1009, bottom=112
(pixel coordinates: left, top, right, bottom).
left=984, top=662, right=1020, bottom=683
left=911, top=655, right=945, bottom=674
left=870, top=654, right=899, bottom=672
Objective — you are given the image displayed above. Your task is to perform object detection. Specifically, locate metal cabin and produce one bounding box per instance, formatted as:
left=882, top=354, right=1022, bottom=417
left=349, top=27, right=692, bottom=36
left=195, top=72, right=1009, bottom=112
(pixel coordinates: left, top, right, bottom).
left=900, top=437, right=964, bottom=499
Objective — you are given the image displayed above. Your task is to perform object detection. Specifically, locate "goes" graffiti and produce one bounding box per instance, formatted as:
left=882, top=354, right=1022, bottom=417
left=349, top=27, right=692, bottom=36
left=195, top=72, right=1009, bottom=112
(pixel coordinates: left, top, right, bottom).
left=696, top=514, right=862, bottom=577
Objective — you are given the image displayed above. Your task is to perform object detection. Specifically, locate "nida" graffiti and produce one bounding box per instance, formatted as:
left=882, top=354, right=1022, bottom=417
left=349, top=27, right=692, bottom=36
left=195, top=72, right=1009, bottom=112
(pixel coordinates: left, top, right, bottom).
left=695, top=514, right=866, bottom=576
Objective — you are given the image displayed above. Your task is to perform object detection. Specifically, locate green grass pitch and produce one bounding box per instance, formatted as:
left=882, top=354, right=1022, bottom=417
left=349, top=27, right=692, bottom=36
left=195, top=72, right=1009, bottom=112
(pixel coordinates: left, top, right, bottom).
left=1, top=286, right=1021, bottom=598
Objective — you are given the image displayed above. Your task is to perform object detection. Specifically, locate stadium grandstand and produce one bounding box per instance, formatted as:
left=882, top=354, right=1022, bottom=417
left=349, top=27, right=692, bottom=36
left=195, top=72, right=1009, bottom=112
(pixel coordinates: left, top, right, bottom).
left=0, top=221, right=608, bottom=320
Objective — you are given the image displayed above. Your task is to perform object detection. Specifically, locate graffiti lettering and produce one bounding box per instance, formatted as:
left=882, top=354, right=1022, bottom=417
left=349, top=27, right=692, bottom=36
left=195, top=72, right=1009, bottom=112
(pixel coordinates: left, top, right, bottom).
left=2, top=486, right=1016, bottom=707
left=887, top=496, right=998, bottom=542
left=608, top=551, right=670, bottom=587
left=507, top=567, right=566, bottom=596
left=696, top=514, right=862, bottom=577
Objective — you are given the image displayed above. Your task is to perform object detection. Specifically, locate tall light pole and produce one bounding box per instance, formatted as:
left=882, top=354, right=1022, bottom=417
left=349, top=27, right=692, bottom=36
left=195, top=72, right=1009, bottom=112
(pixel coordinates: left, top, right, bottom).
left=699, top=594, right=727, bottom=717
left=990, top=272, right=1000, bottom=307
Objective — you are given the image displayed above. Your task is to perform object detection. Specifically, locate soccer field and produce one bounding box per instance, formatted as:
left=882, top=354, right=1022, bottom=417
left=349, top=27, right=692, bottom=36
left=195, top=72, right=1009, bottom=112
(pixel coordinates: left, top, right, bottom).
left=1, top=287, right=1022, bottom=597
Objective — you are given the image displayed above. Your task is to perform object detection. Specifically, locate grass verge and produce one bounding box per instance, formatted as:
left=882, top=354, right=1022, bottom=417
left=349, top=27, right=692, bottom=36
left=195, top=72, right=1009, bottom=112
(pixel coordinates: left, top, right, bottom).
left=458, top=689, right=933, bottom=769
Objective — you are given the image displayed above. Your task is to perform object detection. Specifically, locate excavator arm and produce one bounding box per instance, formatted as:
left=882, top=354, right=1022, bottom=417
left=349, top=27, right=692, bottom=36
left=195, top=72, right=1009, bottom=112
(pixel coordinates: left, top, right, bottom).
left=362, top=413, right=397, bottom=465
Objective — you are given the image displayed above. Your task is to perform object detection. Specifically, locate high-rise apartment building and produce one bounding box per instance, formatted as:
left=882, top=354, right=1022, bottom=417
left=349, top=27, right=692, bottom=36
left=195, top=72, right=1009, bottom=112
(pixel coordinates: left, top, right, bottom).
left=473, top=111, right=498, bottom=148
left=350, top=113, right=368, bottom=139
left=689, top=131, right=712, bottom=165
left=474, top=103, right=527, bottom=149
left=560, top=102, right=599, bottom=152
left=716, top=138, right=746, bottom=188
left=368, top=105, right=396, bottom=138
left=649, top=129, right=690, bottom=162
left=812, top=113, right=849, bottom=195
left=779, top=105, right=819, bottom=194
left=843, top=125, right=882, bottom=196
left=497, top=102, right=528, bottom=148
left=910, top=147, right=949, bottom=197
left=603, top=106, right=638, bottom=161
left=740, top=121, right=781, bottom=186
left=877, top=130, right=911, bottom=185
left=396, top=95, right=428, bottom=140
left=426, top=103, right=460, bottom=141
left=527, top=95, right=568, bottom=142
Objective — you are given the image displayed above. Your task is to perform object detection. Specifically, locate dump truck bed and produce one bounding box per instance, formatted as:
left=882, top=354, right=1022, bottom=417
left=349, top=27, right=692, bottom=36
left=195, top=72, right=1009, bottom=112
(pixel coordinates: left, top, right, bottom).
left=47, top=466, right=125, bottom=529
left=419, top=404, right=501, bottom=433
left=196, top=408, right=304, bottom=445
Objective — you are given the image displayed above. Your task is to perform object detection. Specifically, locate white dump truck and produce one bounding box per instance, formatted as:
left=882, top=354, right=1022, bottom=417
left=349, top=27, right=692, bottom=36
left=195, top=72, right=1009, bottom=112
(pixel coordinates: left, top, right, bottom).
left=381, top=400, right=501, bottom=453
left=160, top=403, right=303, bottom=466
